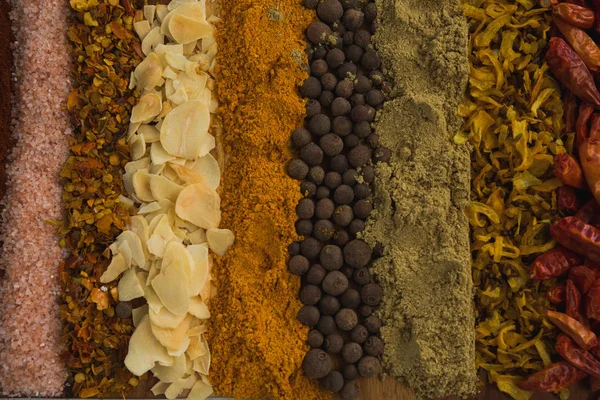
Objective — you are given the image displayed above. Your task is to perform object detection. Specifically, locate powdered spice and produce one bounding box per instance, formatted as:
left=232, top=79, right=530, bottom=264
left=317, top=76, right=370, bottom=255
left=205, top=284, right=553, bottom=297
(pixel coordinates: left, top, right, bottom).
left=205, top=1, right=327, bottom=399
left=0, top=0, right=13, bottom=222
left=362, top=0, right=476, bottom=398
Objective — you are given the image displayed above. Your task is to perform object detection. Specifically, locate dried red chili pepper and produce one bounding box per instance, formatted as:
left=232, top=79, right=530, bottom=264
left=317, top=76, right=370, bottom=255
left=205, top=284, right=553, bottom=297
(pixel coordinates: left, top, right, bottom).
left=557, top=185, right=580, bottom=213
left=548, top=283, right=567, bottom=304
left=554, top=16, right=600, bottom=73
left=576, top=102, right=594, bottom=149
left=586, top=278, right=600, bottom=319
left=530, top=246, right=582, bottom=280
left=566, top=279, right=588, bottom=325
left=121, top=0, right=134, bottom=16
left=592, top=0, right=600, bottom=33
left=570, top=265, right=598, bottom=294
left=554, top=3, right=596, bottom=29
left=554, top=153, right=585, bottom=188
left=580, top=114, right=600, bottom=204
left=564, top=90, right=579, bottom=133
left=517, top=361, right=587, bottom=392
left=575, top=199, right=600, bottom=224
left=556, top=333, right=600, bottom=378
left=550, top=217, right=600, bottom=262
left=547, top=310, right=598, bottom=349
left=545, top=37, right=600, bottom=107
left=591, top=375, right=600, bottom=391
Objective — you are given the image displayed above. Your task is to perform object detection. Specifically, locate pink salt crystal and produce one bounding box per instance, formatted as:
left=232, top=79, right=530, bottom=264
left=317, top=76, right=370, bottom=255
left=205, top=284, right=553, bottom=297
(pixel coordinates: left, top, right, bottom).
left=0, top=0, right=71, bottom=396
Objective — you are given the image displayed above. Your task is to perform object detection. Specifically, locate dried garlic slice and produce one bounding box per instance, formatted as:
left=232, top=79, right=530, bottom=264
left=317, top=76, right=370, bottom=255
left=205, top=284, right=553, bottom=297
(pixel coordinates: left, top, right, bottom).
left=149, top=306, right=187, bottom=329
left=125, top=316, right=173, bottom=376
left=131, top=92, right=162, bottom=124
left=175, top=183, right=221, bottom=229
left=152, top=354, right=187, bottom=383
left=160, top=100, right=210, bottom=160
left=135, top=53, right=163, bottom=91
left=169, top=14, right=213, bottom=45
left=152, top=260, right=190, bottom=316
left=206, top=228, right=234, bottom=256
left=188, top=380, right=213, bottom=400
left=118, top=267, right=145, bottom=301
left=100, top=252, right=128, bottom=283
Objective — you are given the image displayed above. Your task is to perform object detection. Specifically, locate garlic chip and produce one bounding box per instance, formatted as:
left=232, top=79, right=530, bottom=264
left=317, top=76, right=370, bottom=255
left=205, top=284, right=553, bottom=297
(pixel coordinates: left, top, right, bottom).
left=100, top=253, right=128, bottom=283
left=125, top=316, right=173, bottom=376
left=152, top=354, right=187, bottom=383
left=206, top=228, right=234, bottom=256
left=160, top=100, right=210, bottom=160
left=135, top=53, right=163, bottom=91
left=118, top=267, right=145, bottom=301
left=131, top=92, right=162, bottom=124
left=175, top=183, right=221, bottom=229
left=151, top=261, right=190, bottom=316
left=169, top=15, right=213, bottom=45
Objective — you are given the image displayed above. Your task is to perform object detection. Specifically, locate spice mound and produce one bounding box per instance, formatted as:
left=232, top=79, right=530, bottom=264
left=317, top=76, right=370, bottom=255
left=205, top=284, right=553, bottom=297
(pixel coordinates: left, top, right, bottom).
left=362, top=0, right=477, bottom=397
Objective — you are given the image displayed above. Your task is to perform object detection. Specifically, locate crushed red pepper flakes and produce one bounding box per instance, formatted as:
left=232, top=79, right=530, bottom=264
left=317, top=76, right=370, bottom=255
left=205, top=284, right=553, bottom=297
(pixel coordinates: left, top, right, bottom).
left=59, top=0, right=145, bottom=397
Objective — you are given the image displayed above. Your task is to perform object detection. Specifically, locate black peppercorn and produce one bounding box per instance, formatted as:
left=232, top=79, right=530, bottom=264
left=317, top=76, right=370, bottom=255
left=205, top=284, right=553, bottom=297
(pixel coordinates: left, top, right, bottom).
left=298, top=305, right=320, bottom=327
left=301, top=237, right=321, bottom=259
left=324, top=333, right=344, bottom=354
left=336, top=308, right=358, bottom=331
left=288, top=255, right=310, bottom=275
left=361, top=283, right=383, bottom=306
left=344, top=239, right=372, bottom=268
left=306, top=264, right=327, bottom=285
left=317, top=315, right=337, bottom=336
left=288, top=159, right=309, bottom=180
left=364, top=336, right=384, bottom=356
left=341, top=342, right=363, bottom=363
left=314, top=219, right=335, bottom=242
left=320, top=133, right=344, bottom=157
left=322, top=270, right=349, bottom=296
left=300, top=284, right=322, bottom=306
left=319, top=295, right=341, bottom=316
left=350, top=325, right=369, bottom=344
left=320, top=371, right=344, bottom=393
left=333, top=205, right=353, bottom=227
left=308, top=329, right=324, bottom=348
left=302, top=349, right=332, bottom=378
left=352, top=267, right=371, bottom=285
left=364, top=314, right=382, bottom=333
left=357, top=356, right=381, bottom=377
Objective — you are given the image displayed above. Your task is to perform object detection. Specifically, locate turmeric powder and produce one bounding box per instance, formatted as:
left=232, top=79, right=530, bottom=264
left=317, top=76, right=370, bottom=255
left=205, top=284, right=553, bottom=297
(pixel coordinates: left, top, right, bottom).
left=206, top=1, right=327, bottom=399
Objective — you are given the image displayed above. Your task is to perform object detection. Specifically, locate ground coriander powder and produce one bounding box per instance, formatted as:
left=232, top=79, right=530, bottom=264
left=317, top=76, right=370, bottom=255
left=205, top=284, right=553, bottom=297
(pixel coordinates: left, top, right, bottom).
left=362, top=0, right=477, bottom=398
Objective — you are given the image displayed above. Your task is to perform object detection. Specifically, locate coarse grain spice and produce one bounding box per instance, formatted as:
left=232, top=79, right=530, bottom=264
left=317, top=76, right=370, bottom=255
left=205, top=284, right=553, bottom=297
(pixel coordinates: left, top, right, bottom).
left=362, top=0, right=477, bottom=398
left=205, top=0, right=327, bottom=399
left=58, top=1, right=143, bottom=397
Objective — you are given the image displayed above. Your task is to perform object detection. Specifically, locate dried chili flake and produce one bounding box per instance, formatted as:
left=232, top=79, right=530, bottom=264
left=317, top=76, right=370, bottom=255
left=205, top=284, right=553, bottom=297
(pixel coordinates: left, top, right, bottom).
left=59, top=0, right=144, bottom=397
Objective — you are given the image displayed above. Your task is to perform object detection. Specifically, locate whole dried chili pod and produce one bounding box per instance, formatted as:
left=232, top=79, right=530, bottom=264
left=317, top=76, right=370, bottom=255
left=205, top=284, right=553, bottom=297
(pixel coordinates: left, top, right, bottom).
left=553, top=17, right=600, bottom=73
left=575, top=199, right=600, bottom=224
left=550, top=217, right=600, bottom=262
left=564, top=90, right=578, bottom=133
left=592, top=0, right=600, bottom=33
left=566, top=279, right=588, bottom=325
left=557, top=185, right=580, bottom=213
left=548, top=283, right=567, bottom=304
left=530, top=246, right=582, bottom=280
left=580, top=114, right=600, bottom=204
left=545, top=37, right=600, bottom=108
left=517, top=361, right=587, bottom=392
left=547, top=310, right=598, bottom=349
left=554, top=3, right=596, bottom=29
left=554, top=153, right=585, bottom=188
left=570, top=265, right=598, bottom=293
left=586, top=278, right=600, bottom=319
left=556, top=333, right=600, bottom=378
left=576, top=102, right=594, bottom=149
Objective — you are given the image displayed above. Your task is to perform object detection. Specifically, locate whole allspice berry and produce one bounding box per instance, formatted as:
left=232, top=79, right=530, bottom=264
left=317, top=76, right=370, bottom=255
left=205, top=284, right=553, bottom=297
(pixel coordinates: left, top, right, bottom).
left=350, top=324, right=369, bottom=344
left=296, top=198, right=315, bottom=219
left=317, top=315, right=337, bottom=336
left=319, top=295, right=341, bottom=316
left=301, top=76, right=322, bottom=99
left=308, top=329, right=324, bottom=348
left=321, top=72, right=338, bottom=91
left=333, top=229, right=350, bottom=246
left=348, top=219, right=365, bottom=235
left=298, top=305, right=320, bottom=327
left=301, top=237, right=322, bottom=259
left=347, top=145, right=371, bottom=168
left=344, top=239, right=372, bottom=268
left=315, top=198, right=335, bottom=219
left=358, top=356, right=382, bottom=377
left=320, top=245, right=344, bottom=271
left=300, top=284, right=322, bottom=306
left=340, top=288, right=361, bottom=308
left=307, top=264, right=327, bottom=285
left=334, top=185, right=354, bottom=205
left=115, top=301, right=132, bottom=318
left=320, top=133, right=344, bottom=157
left=309, top=114, right=331, bottom=136
left=322, top=270, right=349, bottom=296
left=361, top=283, right=383, bottom=306
left=342, top=9, right=364, bottom=31
left=292, top=128, right=312, bottom=148
left=358, top=305, right=373, bottom=317
left=336, top=79, right=354, bottom=99
left=340, top=382, right=360, bottom=400
left=326, top=48, right=345, bottom=69
left=331, top=97, right=351, bottom=116
left=303, top=0, right=319, bottom=9
left=288, top=255, right=310, bottom=276
left=324, top=171, right=342, bottom=190
left=361, top=49, right=381, bottom=70
left=365, top=314, right=383, bottom=333
left=343, top=363, right=359, bottom=381
left=314, top=219, right=335, bottom=242
left=333, top=205, right=353, bottom=227
left=306, top=99, right=321, bottom=118
left=353, top=199, right=373, bottom=219
left=288, top=241, right=301, bottom=256
left=353, top=267, right=371, bottom=285
left=336, top=308, right=358, bottom=331
left=311, top=59, right=329, bottom=77
left=307, top=21, right=332, bottom=45
left=324, top=333, right=344, bottom=354
left=317, top=0, right=344, bottom=23
left=374, top=147, right=392, bottom=163
left=302, top=349, right=333, bottom=379
left=296, top=219, right=313, bottom=236
left=364, top=336, right=384, bottom=356
left=341, top=342, right=363, bottom=363
left=288, top=159, right=309, bottom=180
left=308, top=166, right=325, bottom=185
left=320, top=371, right=344, bottom=393
left=301, top=143, right=324, bottom=167
left=330, top=154, right=349, bottom=172
left=332, top=116, right=353, bottom=136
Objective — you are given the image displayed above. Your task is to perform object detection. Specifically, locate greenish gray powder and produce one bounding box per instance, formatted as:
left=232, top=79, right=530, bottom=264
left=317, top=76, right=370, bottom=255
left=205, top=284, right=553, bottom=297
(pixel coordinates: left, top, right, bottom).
left=361, top=0, right=477, bottom=398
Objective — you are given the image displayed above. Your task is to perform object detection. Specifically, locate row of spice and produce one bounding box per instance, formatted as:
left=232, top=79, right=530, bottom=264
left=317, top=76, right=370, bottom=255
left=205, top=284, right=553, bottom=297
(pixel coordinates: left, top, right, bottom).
left=462, top=0, right=600, bottom=398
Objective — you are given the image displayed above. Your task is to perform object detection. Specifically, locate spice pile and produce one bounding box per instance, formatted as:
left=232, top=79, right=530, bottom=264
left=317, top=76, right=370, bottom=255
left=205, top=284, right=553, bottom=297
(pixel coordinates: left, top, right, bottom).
left=205, top=0, right=325, bottom=399
left=0, top=0, right=71, bottom=395
left=286, top=0, right=389, bottom=398
left=361, top=0, right=477, bottom=397
left=0, top=0, right=12, bottom=214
